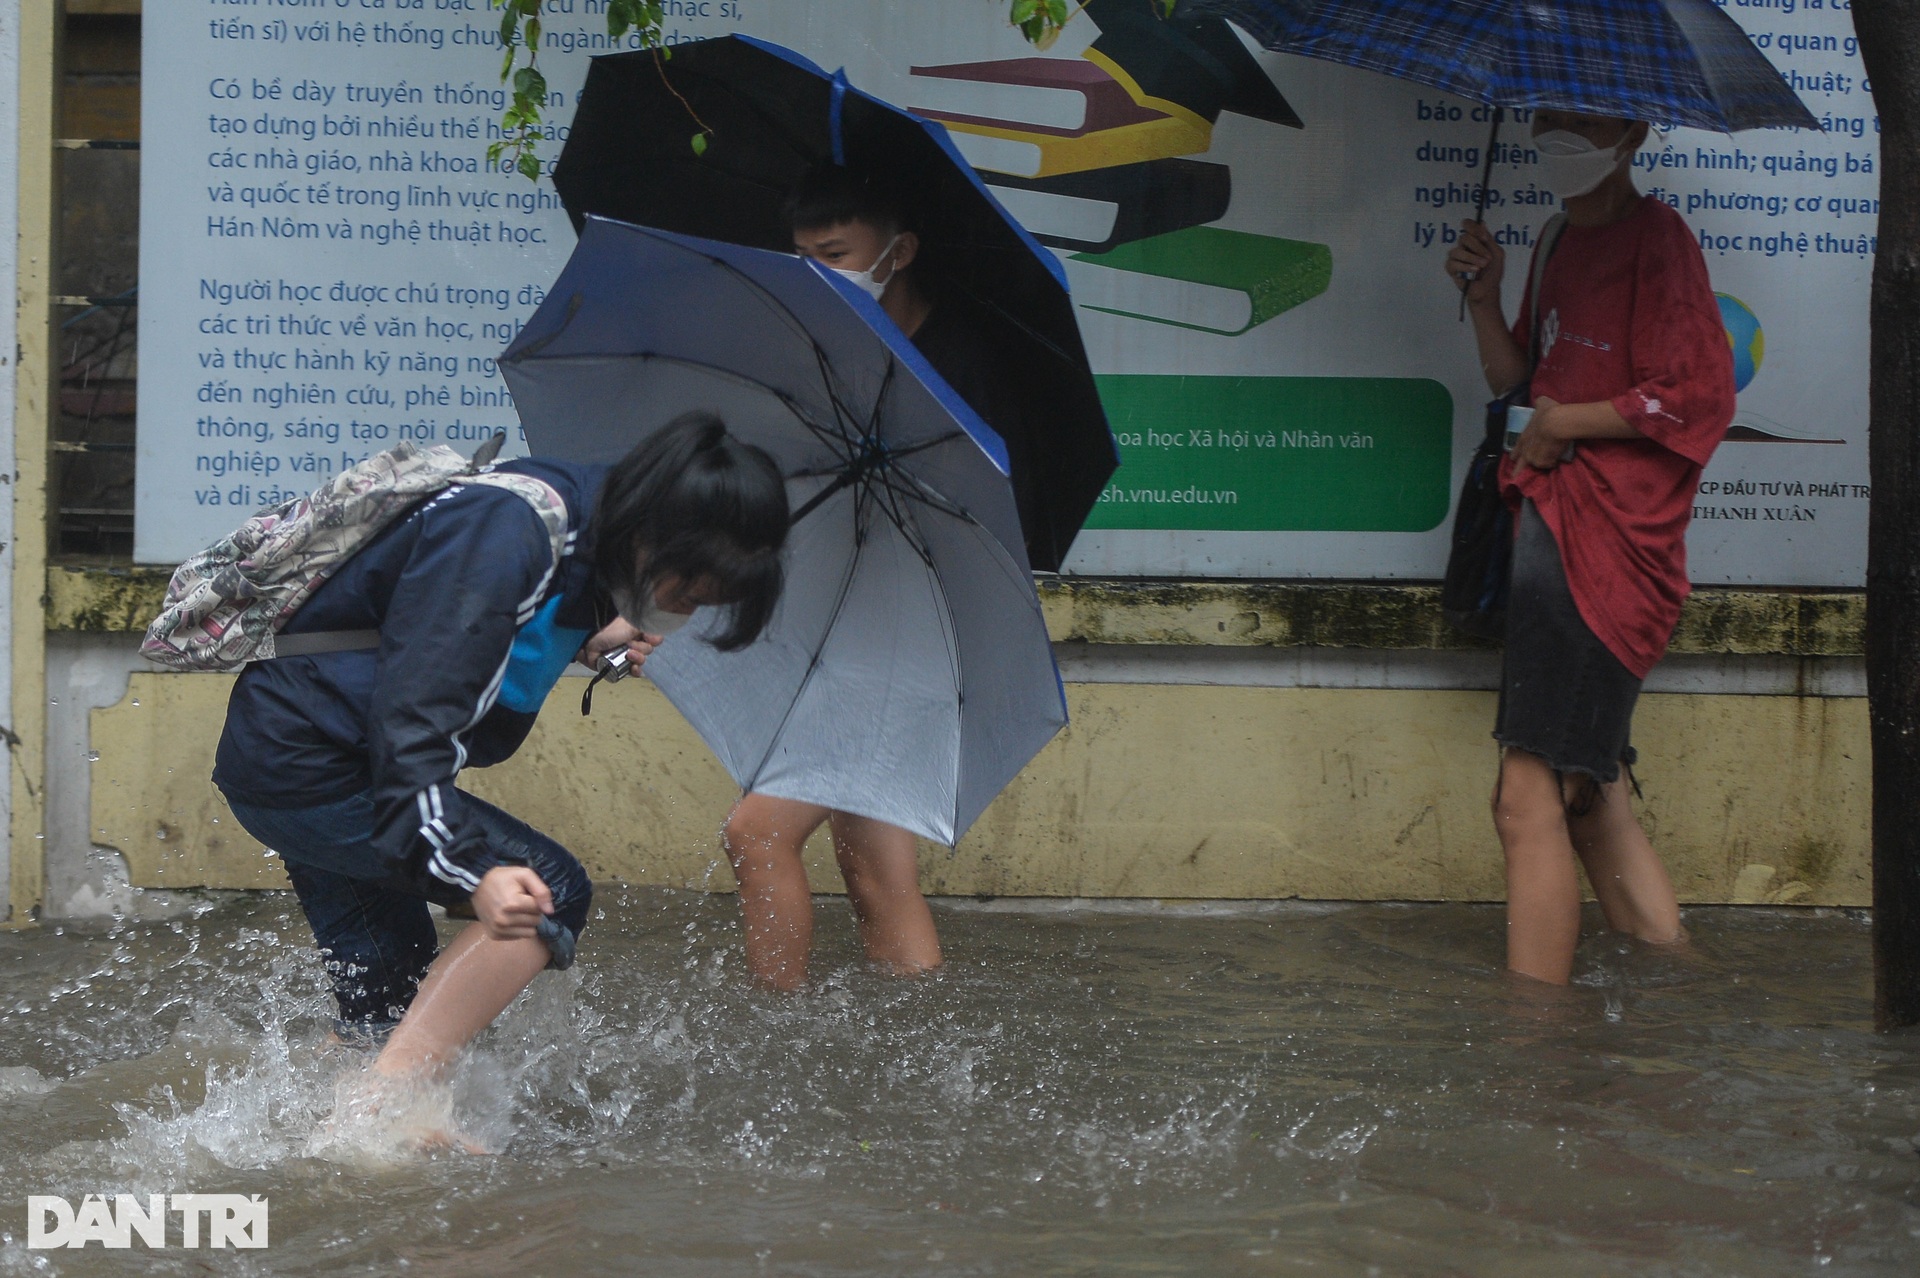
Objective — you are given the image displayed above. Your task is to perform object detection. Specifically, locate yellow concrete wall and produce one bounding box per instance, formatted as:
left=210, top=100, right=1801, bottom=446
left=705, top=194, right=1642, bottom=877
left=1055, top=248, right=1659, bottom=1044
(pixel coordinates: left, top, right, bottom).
left=89, top=673, right=1869, bottom=905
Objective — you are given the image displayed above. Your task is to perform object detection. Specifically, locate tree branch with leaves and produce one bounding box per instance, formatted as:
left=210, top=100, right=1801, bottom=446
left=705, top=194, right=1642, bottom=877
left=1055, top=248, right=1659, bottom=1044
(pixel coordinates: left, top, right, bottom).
left=489, top=0, right=676, bottom=180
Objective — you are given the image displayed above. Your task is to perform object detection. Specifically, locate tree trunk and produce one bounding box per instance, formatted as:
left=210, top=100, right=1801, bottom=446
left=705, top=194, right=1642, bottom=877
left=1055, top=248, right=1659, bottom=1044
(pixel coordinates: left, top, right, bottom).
left=1854, top=2, right=1920, bottom=1030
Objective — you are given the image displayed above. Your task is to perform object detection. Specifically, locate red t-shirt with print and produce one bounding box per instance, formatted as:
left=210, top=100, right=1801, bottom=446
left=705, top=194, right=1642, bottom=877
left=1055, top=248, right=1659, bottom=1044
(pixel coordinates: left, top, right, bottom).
left=1501, top=197, right=1736, bottom=680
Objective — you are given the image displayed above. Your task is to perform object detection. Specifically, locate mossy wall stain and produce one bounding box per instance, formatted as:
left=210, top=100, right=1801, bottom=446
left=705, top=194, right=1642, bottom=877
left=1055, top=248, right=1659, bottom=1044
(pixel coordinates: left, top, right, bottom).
left=52, top=565, right=1863, bottom=657
left=1037, top=579, right=1859, bottom=655
left=46, top=566, right=169, bottom=633
left=1784, top=834, right=1841, bottom=891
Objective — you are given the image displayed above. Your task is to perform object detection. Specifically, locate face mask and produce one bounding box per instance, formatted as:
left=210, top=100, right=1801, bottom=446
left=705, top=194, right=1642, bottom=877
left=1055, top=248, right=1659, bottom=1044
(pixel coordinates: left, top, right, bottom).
left=612, top=586, right=694, bottom=639
left=1534, top=129, right=1626, bottom=199
left=830, top=234, right=901, bottom=301
left=636, top=605, right=692, bottom=639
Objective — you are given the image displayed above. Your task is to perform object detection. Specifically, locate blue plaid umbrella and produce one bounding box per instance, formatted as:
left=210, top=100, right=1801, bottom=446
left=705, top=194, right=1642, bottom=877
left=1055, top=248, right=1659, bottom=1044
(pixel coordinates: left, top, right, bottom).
left=1175, top=0, right=1818, bottom=131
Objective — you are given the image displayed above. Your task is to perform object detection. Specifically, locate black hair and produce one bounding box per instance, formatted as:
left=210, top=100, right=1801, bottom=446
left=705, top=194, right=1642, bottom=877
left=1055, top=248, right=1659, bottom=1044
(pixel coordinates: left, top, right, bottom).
left=590, top=411, right=789, bottom=651
left=783, top=161, right=912, bottom=237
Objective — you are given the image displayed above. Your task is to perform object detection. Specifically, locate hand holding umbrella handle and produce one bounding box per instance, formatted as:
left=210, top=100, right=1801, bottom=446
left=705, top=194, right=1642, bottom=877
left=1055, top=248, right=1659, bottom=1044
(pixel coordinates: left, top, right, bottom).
left=580, top=649, right=633, bottom=717
left=1459, top=107, right=1504, bottom=321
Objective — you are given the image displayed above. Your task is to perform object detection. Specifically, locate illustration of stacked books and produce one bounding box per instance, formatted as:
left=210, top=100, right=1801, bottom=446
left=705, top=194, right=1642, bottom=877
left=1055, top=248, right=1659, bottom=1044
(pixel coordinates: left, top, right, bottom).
left=909, top=0, right=1330, bottom=336
left=1064, top=226, right=1333, bottom=336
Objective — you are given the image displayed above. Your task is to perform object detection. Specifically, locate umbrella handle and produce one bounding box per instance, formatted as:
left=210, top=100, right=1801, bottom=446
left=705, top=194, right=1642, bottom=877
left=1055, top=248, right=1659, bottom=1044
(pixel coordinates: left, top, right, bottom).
left=1458, top=107, right=1505, bottom=323
left=580, top=651, right=632, bottom=716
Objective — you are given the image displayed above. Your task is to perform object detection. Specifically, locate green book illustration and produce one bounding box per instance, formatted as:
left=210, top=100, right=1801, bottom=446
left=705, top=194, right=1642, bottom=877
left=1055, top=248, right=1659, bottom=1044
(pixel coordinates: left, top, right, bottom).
left=1065, top=226, right=1333, bottom=336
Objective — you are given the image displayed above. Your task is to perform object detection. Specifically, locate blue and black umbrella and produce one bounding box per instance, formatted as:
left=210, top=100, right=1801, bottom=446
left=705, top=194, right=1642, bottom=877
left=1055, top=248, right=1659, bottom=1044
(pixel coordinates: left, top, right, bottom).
left=500, top=217, right=1067, bottom=846
left=1177, top=0, right=1819, bottom=133
left=552, top=35, right=1117, bottom=573
left=1179, top=0, right=1820, bottom=266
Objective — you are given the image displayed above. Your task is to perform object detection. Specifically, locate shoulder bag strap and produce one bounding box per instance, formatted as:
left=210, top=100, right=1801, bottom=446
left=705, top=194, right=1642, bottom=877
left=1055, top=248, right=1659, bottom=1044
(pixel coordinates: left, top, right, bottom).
left=1527, top=213, right=1569, bottom=371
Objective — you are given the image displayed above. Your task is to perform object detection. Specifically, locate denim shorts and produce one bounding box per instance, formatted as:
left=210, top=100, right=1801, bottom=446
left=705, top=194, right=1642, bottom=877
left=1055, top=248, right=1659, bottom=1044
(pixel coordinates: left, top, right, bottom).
left=226, top=790, right=591, bottom=1034
left=1494, top=501, right=1642, bottom=785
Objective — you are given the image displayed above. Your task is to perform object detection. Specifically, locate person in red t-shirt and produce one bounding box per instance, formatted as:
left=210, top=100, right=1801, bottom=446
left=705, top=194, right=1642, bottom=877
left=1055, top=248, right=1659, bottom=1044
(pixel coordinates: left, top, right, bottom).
left=1443, top=109, right=1736, bottom=985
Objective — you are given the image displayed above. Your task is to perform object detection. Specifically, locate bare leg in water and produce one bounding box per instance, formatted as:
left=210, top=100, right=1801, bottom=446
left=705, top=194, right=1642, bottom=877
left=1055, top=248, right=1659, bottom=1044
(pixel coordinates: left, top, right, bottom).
left=373, top=865, right=556, bottom=1079
left=723, top=793, right=941, bottom=990
left=1566, top=773, right=1685, bottom=945
left=1493, top=749, right=1682, bottom=985
left=829, top=809, right=942, bottom=977
left=318, top=867, right=557, bottom=1153
left=372, top=928, right=550, bottom=1080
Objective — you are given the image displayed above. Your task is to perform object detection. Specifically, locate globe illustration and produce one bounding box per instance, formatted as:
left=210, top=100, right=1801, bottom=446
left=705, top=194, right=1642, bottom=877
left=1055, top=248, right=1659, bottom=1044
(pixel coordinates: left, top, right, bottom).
left=1717, top=293, right=1765, bottom=393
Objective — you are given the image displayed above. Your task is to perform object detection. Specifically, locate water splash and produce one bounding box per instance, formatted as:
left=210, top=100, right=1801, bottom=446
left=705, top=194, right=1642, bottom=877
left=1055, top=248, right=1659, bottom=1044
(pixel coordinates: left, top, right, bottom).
left=0, top=893, right=1913, bottom=1274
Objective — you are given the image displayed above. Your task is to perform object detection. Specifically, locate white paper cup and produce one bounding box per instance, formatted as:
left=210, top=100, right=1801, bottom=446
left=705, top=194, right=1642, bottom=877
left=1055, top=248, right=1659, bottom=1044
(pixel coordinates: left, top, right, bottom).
left=1503, top=405, right=1533, bottom=451
left=1504, top=405, right=1575, bottom=462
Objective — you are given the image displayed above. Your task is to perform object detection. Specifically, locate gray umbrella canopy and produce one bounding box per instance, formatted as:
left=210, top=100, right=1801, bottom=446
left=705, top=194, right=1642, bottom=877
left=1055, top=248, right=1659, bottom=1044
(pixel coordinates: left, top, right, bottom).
left=499, top=216, right=1067, bottom=844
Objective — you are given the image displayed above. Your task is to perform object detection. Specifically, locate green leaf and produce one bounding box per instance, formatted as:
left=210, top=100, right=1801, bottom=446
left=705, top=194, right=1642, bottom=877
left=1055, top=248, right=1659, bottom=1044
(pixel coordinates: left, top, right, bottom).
left=690, top=131, right=708, bottom=156
left=486, top=141, right=506, bottom=164
left=526, top=17, right=542, bottom=49
left=499, top=11, right=517, bottom=48
left=518, top=151, right=542, bottom=181
left=513, top=67, right=547, bottom=99
left=1020, top=16, right=1044, bottom=40
left=500, top=46, right=517, bottom=80
left=1044, top=0, right=1069, bottom=25
left=1010, top=0, right=1039, bottom=23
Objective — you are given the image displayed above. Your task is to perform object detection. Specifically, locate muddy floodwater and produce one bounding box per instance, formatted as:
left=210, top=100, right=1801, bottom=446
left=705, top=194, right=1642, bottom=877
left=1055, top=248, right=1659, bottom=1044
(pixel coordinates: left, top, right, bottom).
left=0, top=890, right=1916, bottom=1275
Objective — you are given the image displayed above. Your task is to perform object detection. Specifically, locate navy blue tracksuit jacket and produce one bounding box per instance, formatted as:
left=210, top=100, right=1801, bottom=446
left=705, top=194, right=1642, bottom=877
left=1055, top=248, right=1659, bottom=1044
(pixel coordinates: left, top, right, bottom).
left=214, top=458, right=608, bottom=906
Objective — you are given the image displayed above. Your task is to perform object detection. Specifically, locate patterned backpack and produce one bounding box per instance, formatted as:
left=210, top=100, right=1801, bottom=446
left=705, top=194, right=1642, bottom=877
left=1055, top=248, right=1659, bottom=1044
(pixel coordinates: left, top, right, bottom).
left=142, top=435, right=569, bottom=672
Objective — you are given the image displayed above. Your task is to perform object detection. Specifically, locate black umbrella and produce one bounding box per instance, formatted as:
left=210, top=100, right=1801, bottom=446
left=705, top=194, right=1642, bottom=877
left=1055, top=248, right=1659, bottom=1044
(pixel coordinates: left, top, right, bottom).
left=552, top=35, right=1119, bottom=573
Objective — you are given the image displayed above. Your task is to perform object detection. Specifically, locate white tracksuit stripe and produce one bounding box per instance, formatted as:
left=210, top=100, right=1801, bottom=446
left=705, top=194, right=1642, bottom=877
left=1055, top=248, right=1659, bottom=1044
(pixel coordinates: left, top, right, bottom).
left=419, top=493, right=568, bottom=890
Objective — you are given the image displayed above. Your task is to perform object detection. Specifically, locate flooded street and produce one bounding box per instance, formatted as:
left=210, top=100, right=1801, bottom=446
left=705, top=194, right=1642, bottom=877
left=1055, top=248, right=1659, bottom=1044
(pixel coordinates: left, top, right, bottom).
left=1, top=890, right=1916, bottom=1275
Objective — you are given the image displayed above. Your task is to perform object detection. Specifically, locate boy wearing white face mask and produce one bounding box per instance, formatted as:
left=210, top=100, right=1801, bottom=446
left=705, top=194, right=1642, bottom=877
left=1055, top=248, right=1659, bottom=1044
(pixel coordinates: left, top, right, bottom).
left=1443, top=110, right=1736, bottom=986
left=786, top=165, right=1033, bottom=505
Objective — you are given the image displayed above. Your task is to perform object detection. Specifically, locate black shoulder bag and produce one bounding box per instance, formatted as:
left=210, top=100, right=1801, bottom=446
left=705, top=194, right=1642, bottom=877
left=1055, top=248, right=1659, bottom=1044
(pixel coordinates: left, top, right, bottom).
left=1440, top=214, right=1567, bottom=640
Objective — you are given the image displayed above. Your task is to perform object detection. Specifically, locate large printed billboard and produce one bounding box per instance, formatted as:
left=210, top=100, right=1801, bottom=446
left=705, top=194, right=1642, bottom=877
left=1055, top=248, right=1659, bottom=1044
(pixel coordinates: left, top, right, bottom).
left=140, top=0, right=1875, bottom=584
